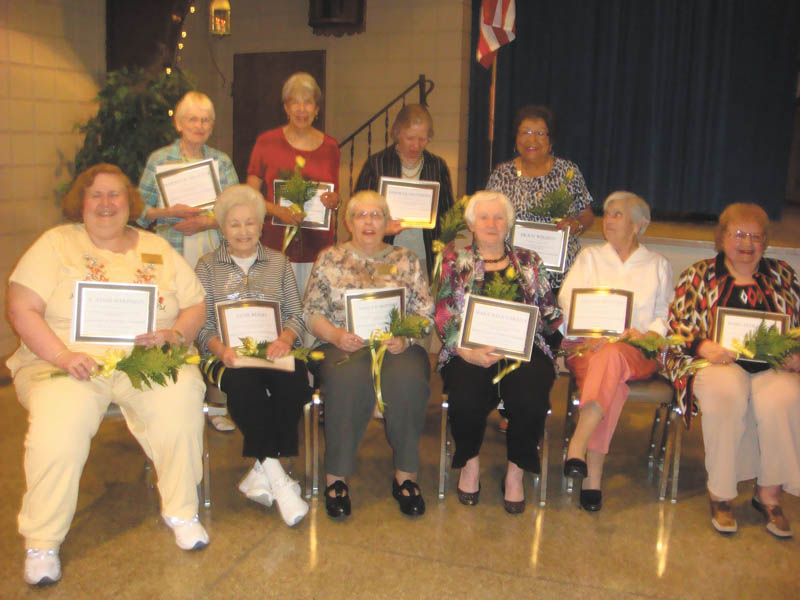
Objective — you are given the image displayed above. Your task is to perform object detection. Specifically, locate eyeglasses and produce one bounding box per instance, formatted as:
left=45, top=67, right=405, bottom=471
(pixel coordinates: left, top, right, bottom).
left=517, top=129, right=548, bottom=138
left=186, top=116, right=213, bottom=126
left=728, top=229, right=765, bottom=244
left=353, top=210, right=384, bottom=221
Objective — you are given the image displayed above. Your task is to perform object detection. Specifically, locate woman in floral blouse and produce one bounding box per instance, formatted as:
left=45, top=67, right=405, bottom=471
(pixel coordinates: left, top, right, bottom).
left=486, top=105, right=593, bottom=292
left=435, top=191, right=562, bottom=514
left=304, top=190, right=434, bottom=520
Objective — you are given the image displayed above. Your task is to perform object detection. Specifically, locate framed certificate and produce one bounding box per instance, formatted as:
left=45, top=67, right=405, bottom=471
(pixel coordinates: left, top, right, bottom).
left=566, top=288, right=633, bottom=337
left=271, top=180, right=334, bottom=230
left=511, top=221, right=570, bottom=273
left=378, top=176, right=440, bottom=229
left=345, top=287, right=405, bottom=340
left=155, top=158, right=221, bottom=209
left=71, top=282, right=157, bottom=344
left=215, top=299, right=294, bottom=371
left=457, top=294, right=539, bottom=362
left=714, top=307, right=789, bottom=361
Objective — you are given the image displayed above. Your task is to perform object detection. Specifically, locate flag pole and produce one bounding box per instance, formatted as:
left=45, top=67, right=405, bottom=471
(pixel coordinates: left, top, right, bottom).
left=487, top=53, right=497, bottom=175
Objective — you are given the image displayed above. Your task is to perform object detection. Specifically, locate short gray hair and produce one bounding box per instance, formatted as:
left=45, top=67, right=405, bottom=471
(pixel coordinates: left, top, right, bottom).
left=603, top=191, right=651, bottom=237
left=464, top=191, right=516, bottom=235
left=282, top=72, right=322, bottom=105
left=215, top=185, right=266, bottom=229
left=175, top=91, right=215, bottom=122
left=345, top=190, right=391, bottom=227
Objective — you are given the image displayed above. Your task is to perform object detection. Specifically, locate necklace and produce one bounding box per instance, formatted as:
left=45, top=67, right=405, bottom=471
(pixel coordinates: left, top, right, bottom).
left=483, top=252, right=508, bottom=264
left=401, top=156, right=424, bottom=179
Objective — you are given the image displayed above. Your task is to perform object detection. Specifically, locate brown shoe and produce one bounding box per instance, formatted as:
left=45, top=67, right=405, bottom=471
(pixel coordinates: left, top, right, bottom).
left=709, top=494, right=737, bottom=534
left=752, top=497, right=792, bottom=539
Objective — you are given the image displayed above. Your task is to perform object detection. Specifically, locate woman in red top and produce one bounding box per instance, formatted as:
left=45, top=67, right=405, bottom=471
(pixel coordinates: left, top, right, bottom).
left=246, top=72, right=340, bottom=296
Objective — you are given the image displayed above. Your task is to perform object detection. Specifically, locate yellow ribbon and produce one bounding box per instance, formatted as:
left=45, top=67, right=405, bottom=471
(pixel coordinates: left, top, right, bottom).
left=492, top=359, right=521, bottom=385
left=369, top=330, right=392, bottom=413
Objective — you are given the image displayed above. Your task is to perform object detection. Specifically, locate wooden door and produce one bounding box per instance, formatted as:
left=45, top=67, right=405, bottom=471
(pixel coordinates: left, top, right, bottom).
left=232, top=50, right=326, bottom=183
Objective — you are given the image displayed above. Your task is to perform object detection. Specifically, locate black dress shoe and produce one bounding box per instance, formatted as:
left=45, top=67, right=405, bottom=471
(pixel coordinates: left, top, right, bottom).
left=325, top=480, right=351, bottom=519
left=392, top=479, right=425, bottom=516
left=580, top=488, right=602, bottom=511
left=564, top=458, right=588, bottom=479
left=500, top=480, right=525, bottom=514
left=457, top=483, right=481, bottom=506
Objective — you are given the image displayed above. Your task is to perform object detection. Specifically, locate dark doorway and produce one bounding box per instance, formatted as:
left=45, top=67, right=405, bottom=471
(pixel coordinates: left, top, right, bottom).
left=232, top=50, right=326, bottom=183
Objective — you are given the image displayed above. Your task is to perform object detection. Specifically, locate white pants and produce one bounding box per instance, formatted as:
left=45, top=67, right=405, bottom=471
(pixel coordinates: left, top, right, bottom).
left=14, top=363, right=206, bottom=550
left=693, top=364, right=800, bottom=499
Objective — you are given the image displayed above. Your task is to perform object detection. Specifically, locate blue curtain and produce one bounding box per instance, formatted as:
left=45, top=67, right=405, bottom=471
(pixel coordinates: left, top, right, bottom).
left=466, top=0, right=800, bottom=219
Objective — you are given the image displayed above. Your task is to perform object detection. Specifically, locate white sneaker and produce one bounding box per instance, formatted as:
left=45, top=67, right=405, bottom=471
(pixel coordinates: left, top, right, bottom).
left=24, top=548, right=61, bottom=586
left=238, top=460, right=274, bottom=507
left=271, top=474, right=309, bottom=526
left=209, top=414, right=236, bottom=432
left=162, top=514, right=209, bottom=551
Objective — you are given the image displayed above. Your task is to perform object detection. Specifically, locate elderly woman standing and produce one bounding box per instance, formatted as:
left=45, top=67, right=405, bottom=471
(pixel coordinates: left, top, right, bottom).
left=246, top=72, right=340, bottom=296
left=435, top=191, right=562, bottom=513
left=354, top=104, right=454, bottom=275
left=138, top=90, right=239, bottom=267
left=487, top=105, right=593, bottom=292
left=195, top=185, right=311, bottom=526
left=666, top=203, right=800, bottom=538
left=560, top=192, right=673, bottom=512
left=304, top=190, right=433, bottom=519
left=7, top=164, right=209, bottom=587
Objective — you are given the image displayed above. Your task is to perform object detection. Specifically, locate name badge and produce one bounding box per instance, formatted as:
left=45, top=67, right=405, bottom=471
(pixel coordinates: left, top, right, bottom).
left=141, top=253, right=163, bottom=264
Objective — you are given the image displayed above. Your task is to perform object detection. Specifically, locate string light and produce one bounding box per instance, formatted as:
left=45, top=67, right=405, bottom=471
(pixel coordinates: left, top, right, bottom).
left=165, top=67, right=172, bottom=75
left=190, top=5, right=196, bottom=13
left=181, top=30, right=187, bottom=38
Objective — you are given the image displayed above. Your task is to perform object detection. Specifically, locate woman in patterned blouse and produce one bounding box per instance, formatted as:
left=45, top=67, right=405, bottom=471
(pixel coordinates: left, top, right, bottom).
left=486, top=105, right=594, bottom=292
left=434, top=191, right=562, bottom=514
left=304, top=190, right=434, bottom=520
left=196, top=185, right=312, bottom=528
left=665, top=203, right=800, bottom=539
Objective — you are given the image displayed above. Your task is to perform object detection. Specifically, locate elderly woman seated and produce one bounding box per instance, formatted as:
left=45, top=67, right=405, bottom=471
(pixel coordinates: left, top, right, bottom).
left=304, top=190, right=434, bottom=518
left=560, top=191, right=673, bottom=512
left=195, top=185, right=312, bottom=527
left=665, top=203, right=800, bottom=538
left=7, top=164, right=209, bottom=587
left=435, top=191, right=562, bottom=514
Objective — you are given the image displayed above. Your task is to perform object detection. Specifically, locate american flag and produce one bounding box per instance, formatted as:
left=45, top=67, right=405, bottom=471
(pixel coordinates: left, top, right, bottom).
left=476, top=0, right=516, bottom=69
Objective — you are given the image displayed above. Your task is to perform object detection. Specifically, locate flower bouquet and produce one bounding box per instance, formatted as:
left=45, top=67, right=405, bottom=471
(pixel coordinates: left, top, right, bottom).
left=479, top=264, right=523, bottom=385
left=337, top=308, right=431, bottom=413
left=528, top=167, right=575, bottom=221
left=431, top=196, right=469, bottom=296
left=42, top=344, right=201, bottom=390
left=201, top=336, right=324, bottom=386
left=276, top=156, right=319, bottom=253
left=731, top=323, right=800, bottom=369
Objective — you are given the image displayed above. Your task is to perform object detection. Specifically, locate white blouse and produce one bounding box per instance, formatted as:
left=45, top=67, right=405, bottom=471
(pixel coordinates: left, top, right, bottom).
left=559, top=242, right=674, bottom=336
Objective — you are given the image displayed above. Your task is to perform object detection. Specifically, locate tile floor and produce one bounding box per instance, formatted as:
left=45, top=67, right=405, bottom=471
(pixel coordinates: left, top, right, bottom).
left=1, top=367, right=798, bottom=599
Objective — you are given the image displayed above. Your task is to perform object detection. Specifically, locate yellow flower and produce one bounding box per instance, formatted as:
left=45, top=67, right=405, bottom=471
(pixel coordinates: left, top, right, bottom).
left=241, top=337, right=258, bottom=356
left=565, top=168, right=575, bottom=181
left=789, top=327, right=800, bottom=338
left=457, top=195, right=469, bottom=206
left=288, top=203, right=304, bottom=215
left=731, top=339, right=755, bottom=359
left=186, top=354, right=201, bottom=364
left=310, top=351, right=325, bottom=361
left=432, top=240, right=445, bottom=254
left=504, top=265, right=516, bottom=280
left=295, top=156, right=306, bottom=169
left=98, top=349, right=126, bottom=378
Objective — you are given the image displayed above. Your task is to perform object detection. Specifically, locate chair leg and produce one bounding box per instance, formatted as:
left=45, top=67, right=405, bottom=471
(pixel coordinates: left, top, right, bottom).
left=538, top=412, right=549, bottom=506
left=438, top=394, right=449, bottom=500
left=201, top=403, right=211, bottom=508
left=658, top=408, right=676, bottom=501
left=312, top=391, right=322, bottom=497
left=303, top=400, right=312, bottom=500
left=647, top=404, right=665, bottom=465
left=562, top=377, right=579, bottom=494
left=670, top=413, right=683, bottom=503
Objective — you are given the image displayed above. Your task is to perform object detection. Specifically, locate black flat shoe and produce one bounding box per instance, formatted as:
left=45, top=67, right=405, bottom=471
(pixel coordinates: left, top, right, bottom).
left=580, top=488, right=602, bottom=511
left=457, top=483, right=481, bottom=506
left=500, top=480, right=525, bottom=514
left=564, top=458, right=588, bottom=479
left=392, top=479, right=425, bottom=516
left=324, top=480, right=351, bottom=519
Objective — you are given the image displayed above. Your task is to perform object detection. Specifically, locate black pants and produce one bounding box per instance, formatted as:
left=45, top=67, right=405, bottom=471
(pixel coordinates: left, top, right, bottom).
left=221, top=364, right=312, bottom=460
left=441, top=347, right=555, bottom=473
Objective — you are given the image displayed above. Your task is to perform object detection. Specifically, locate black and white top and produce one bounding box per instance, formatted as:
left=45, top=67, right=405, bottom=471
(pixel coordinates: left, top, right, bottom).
left=195, top=241, right=306, bottom=353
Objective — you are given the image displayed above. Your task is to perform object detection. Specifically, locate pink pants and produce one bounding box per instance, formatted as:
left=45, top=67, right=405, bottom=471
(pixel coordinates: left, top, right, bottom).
left=567, top=342, right=658, bottom=454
